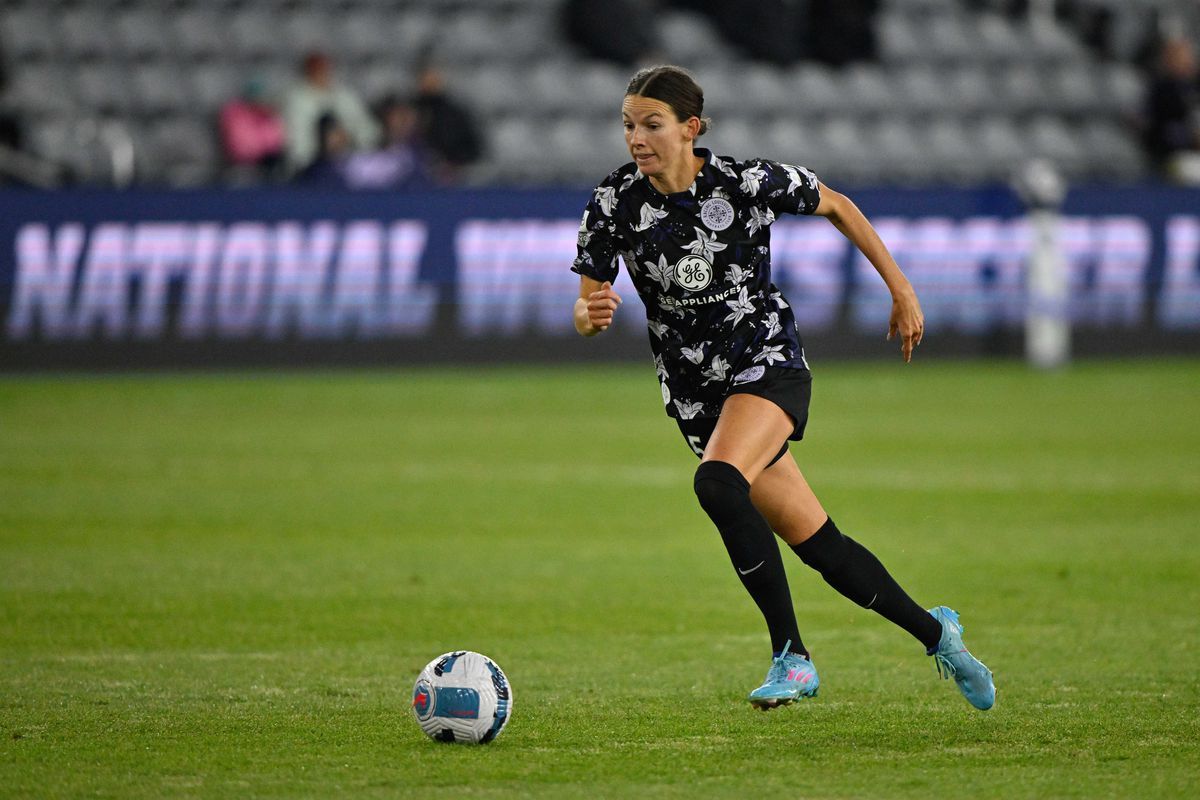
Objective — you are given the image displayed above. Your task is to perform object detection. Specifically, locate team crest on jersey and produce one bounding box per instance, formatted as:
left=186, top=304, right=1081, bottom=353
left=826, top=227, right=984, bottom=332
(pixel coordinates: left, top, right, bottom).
left=674, top=255, right=713, bottom=291
left=733, top=366, right=766, bottom=385
left=700, top=197, right=735, bottom=231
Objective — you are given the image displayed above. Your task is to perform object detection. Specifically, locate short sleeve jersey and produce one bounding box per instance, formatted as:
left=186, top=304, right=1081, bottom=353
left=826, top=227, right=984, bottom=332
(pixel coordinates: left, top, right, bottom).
left=572, top=148, right=821, bottom=420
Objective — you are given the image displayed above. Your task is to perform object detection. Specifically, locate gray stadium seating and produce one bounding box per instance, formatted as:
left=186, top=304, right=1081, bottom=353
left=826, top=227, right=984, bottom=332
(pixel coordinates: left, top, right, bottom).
left=0, top=0, right=1164, bottom=186
left=658, top=10, right=735, bottom=66
left=113, top=8, right=171, bottom=61
left=787, top=64, right=844, bottom=118
left=171, top=9, right=227, bottom=61
left=60, top=8, right=115, bottom=61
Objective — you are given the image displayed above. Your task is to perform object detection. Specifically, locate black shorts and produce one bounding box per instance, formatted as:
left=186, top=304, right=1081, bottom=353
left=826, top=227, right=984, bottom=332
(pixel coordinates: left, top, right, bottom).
left=675, top=366, right=813, bottom=463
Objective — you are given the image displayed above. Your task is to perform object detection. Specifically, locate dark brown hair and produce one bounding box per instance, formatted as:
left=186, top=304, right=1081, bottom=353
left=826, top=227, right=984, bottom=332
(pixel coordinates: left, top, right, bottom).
left=625, top=65, right=710, bottom=136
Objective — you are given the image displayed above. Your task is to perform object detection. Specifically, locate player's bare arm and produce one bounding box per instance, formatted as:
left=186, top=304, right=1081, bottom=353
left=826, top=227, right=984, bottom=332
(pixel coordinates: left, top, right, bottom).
left=574, top=276, right=622, bottom=336
left=814, top=183, right=924, bottom=362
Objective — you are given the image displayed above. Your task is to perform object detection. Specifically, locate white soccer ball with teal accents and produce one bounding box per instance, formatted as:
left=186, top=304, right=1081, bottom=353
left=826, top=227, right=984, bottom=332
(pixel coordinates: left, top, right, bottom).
left=411, top=651, right=512, bottom=744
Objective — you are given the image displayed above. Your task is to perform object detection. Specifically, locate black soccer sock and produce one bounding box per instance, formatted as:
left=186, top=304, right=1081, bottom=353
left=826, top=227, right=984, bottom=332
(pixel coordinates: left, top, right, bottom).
left=791, top=517, right=942, bottom=651
left=694, top=460, right=807, bottom=657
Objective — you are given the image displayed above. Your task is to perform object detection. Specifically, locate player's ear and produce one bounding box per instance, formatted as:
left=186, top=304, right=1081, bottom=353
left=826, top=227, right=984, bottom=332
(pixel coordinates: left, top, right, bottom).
left=684, top=116, right=701, bottom=142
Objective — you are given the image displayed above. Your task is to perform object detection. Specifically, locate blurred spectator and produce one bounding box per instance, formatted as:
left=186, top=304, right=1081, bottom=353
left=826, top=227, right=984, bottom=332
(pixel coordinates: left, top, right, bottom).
left=219, top=77, right=285, bottom=176
left=0, top=50, right=22, bottom=152
left=564, top=0, right=660, bottom=65
left=689, top=0, right=805, bottom=64
left=283, top=52, right=379, bottom=174
left=807, top=0, right=879, bottom=66
left=412, top=65, right=483, bottom=183
left=806, top=0, right=883, bottom=65
left=688, top=0, right=879, bottom=65
left=342, top=96, right=430, bottom=190
left=294, top=113, right=352, bottom=187
left=1142, top=36, right=1200, bottom=183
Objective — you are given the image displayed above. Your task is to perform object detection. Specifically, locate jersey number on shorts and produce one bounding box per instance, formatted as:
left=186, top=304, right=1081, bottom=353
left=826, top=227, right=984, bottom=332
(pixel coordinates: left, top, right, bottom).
left=686, top=435, right=705, bottom=457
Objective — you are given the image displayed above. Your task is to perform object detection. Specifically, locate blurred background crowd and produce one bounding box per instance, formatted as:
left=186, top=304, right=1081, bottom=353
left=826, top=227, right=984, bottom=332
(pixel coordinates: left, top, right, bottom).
left=0, top=0, right=1197, bottom=190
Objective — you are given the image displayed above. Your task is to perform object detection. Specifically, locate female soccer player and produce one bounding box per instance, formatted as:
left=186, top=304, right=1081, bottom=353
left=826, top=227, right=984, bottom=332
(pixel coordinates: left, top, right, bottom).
left=572, top=65, right=995, bottom=711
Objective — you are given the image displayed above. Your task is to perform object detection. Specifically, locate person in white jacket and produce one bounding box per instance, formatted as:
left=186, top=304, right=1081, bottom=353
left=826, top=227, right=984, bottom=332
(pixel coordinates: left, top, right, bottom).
left=282, top=52, right=380, bottom=175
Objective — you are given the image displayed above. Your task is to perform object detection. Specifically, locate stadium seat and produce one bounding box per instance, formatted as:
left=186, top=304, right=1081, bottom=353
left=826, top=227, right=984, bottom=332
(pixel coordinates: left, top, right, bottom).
left=975, top=116, right=1026, bottom=178
left=450, top=64, right=523, bottom=117
left=527, top=60, right=588, bottom=116
left=227, top=8, right=289, bottom=60
left=922, top=116, right=986, bottom=183
left=764, top=119, right=819, bottom=164
left=281, top=8, right=336, bottom=57
left=787, top=64, right=844, bottom=118
left=171, top=9, right=227, bottom=61
left=689, top=68, right=740, bottom=118
left=875, top=12, right=924, bottom=63
left=379, top=8, right=441, bottom=62
left=331, top=9, right=395, bottom=65
left=974, top=12, right=1025, bottom=63
left=1047, top=63, right=1105, bottom=116
left=945, top=66, right=997, bottom=116
left=925, top=15, right=977, bottom=63
left=704, top=118, right=762, bottom=160
left=188, top=63, right=241, bottom=114
left=113, top=8, right=171, bottom=61
left=737, top=65, right=792, bottom=117
left=838, top=64, right=901, bottom=116
left=357, top=62, right=413, bottom=106
left=1023, top=18, right=1088, bottom=64
left=998, top=65, right=1051, bottom=115
left=0, top=8, right=57, bottom=62
left=813, top=117, right=873, bottom=184
left=5, top=64, right=76, bottom=116
left=1078, top=120, right=1147, bottom=180
left=25, top=117, right=97, bottom=181
left=26, top=117, right=75, bottom=167
left=896, top=65, right=955, bottom=116
left=432, top=10, right=512, bottom=64
left=873, top=118, right=929, bottom=183
left=1099, top=63, right=1146, bottom=116
left=140, top=116, right=220, bottom=186
left=28, top=115, right=131, bottom=185
left=548, top=118, right=609, bottom=183
left=497, top=9, right=567, bottom=63
left=575, top=62, right=628, bottom=116
left=487, top=116, right=542, bottom=183
left=130, top=60, right=190, bottom=117
left=76, top=63, right=138, bottom=117
left=60, top=8, right=115, bottom=61
left=1025, top=115, right=1085, bottom=176
left=658, top=10, right=736, bottom=65
left=883, top=0, right=959, bottom=11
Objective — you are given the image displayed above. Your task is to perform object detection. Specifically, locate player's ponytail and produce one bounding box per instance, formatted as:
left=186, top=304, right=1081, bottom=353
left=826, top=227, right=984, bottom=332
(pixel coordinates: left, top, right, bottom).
left=625, top=65, right=711, bottom=137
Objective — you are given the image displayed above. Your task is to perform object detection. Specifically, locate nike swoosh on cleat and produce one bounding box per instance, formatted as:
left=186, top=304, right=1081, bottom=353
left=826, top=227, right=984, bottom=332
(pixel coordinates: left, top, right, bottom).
left=738, top=560, right=765, bottom=575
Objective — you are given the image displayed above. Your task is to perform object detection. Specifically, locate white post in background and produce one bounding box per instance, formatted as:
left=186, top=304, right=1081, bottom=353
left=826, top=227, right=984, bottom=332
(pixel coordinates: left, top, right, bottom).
left=1015, top=159, right=1070, bottom=370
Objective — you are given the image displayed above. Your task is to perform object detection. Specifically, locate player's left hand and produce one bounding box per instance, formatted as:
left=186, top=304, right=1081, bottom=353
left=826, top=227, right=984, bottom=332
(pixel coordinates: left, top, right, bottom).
left=887, top=288, right=924, bottom=363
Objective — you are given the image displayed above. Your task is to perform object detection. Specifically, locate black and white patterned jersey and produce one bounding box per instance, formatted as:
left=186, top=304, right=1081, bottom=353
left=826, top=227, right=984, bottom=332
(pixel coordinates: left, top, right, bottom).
left=572, top=147, right=822, bottom=420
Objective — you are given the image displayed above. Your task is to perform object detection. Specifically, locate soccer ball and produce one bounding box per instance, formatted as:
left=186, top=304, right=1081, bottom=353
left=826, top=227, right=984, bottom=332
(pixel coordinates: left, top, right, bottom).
left=411, top=651, right=513, bottom=744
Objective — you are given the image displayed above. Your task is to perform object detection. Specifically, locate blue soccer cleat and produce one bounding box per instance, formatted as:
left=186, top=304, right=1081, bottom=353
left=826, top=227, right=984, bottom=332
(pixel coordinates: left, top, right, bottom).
left=748, top=640, right=819, bottom=710
left=927, top=606, right=996, bottom=710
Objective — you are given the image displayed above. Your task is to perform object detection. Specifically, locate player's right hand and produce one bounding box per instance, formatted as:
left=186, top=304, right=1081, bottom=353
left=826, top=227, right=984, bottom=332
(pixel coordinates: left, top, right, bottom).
left=586, top=281, right=622, bottom=332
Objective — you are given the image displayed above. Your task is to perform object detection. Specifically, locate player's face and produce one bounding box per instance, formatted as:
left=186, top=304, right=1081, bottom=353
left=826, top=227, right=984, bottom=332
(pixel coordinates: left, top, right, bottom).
left=622, top=95, right=695, bottom=178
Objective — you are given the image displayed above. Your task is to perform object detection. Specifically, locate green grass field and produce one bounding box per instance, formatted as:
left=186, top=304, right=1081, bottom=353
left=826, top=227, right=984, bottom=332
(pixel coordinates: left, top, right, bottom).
left=2, top=359, right=1198, bottom=798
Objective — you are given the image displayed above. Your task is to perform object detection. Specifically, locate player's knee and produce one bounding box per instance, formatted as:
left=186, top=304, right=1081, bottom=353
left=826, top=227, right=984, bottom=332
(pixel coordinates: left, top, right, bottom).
left=794, top=517, right=851, bottom=572
left=693, top=460, right=751, bottom=518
